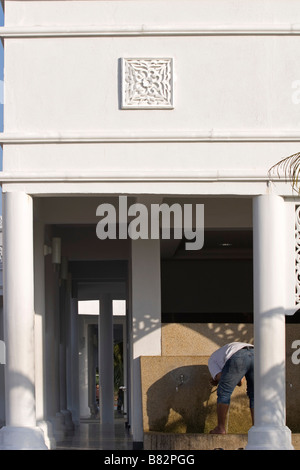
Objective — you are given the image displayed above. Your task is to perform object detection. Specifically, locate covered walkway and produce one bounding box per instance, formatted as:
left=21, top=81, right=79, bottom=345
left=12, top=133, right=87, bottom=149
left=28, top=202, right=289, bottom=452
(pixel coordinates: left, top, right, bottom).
left=56, top=413, right=133, bottom=450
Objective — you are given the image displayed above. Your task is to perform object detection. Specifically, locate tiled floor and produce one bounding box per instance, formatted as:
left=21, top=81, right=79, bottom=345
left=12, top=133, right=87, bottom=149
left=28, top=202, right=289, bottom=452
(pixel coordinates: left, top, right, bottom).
left=56, top=414, right=133, bottom=450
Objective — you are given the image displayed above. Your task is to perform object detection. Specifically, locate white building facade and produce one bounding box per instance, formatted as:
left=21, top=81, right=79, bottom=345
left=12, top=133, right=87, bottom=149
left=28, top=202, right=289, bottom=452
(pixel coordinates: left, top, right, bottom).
left=0, top=0, right=300, bottom=450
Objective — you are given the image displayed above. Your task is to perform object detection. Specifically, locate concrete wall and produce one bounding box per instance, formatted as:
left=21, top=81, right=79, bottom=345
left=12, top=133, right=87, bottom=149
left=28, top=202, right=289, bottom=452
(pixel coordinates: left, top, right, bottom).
left=140, top=322, right=300, bottom=434
left=2, top=0, right=300, bottom=444
left=2, top=1, right=300, bottom=197
left=141, top=355, right=253, bottom=434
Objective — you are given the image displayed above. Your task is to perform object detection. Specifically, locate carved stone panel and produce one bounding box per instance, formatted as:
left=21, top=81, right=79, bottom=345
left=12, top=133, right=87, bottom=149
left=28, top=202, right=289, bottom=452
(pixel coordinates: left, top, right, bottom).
left=121, top=58, right=174, bottom=109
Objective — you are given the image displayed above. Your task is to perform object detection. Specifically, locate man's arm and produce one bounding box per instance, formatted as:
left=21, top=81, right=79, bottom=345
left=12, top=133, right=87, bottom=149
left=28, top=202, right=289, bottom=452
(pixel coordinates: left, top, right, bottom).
left=210, top=372, right=221, bottom=386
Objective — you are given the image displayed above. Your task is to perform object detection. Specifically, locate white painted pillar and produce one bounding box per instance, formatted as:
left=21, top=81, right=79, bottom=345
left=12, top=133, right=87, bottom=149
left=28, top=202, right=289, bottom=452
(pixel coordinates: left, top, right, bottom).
left=69, top=297, right=80, bottom=425
left=59, top=280, right=74, bottom=432
left=34, top=220, right=55, bottom=449
left=79, top=318, right=90, bottom=418
left=246, top=194, right=294, bottom=450
left=130, top=238, right=161, bottom=445
left=45, top=252, right=66, bottom=441
left=34, top=221, right=47, bottom=423
left=122, top=317, right=128, bottom=416
left=45, top=255, right=58, bottom=422
left=0, top=304, right=5, bottom=428
left=0, top=192, right=47, bottom=449
left=88, top=323, right=97, bottom=414
left=59, top=285, right=67, bottom=412
left=99, top=295, right=114, bottom=425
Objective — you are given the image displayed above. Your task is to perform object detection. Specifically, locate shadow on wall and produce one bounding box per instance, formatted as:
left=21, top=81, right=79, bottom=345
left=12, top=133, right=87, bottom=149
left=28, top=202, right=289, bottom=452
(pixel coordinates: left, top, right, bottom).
left=141, top=357, right=253, bottom=434
left=146, top=365, right=212, bottom=433
left=161, top=322, right=254, bottom=357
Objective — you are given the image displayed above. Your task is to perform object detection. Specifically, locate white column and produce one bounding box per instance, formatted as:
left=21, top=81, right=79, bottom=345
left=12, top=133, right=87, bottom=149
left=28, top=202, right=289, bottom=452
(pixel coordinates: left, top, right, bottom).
left=45, top=252, right=66, bottom=440
left=246, top=194, right=294, bottom=450
left=88, top=323, right=97, bottom=415
left=59, top=280, right=74, bottom=432
left=99, top=295, right=114, bottom=425
left=79, top=318, right=90, bottom=418
left=130, top=238, right=161, bottom=445
left=122, top=317, right=128, bottom=416
left=34, top=220, right=55, bottom=449
left=69, top=297, right=80, bottom=425
left=0, top=192, right=47, bottom=449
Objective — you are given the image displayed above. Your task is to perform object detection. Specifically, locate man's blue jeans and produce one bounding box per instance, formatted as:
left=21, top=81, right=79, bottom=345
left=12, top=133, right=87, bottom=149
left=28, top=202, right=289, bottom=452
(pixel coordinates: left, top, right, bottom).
left=217, top=347, right=254, bottom=409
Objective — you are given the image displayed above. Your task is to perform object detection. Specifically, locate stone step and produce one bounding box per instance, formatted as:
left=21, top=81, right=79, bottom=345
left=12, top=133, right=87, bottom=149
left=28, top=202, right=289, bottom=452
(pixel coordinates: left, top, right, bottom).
left=144, top=432, right=300, bottom=451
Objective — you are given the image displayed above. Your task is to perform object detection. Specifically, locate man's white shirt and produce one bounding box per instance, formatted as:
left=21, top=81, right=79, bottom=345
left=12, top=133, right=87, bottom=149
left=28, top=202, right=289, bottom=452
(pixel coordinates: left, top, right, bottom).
left=208, top=342, right=254, bottom=380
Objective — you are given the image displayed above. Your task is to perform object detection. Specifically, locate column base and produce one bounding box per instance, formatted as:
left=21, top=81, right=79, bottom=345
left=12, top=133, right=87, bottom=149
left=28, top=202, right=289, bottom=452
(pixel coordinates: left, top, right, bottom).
left=37, top=420, right=56, bottom=449
left=0, top=426, right=48, bottom=450
left=61, top=409, right=74, bottom=433
left=246, top=425, right=294, bottom=450
left=50, top=412, right=67, bottom=442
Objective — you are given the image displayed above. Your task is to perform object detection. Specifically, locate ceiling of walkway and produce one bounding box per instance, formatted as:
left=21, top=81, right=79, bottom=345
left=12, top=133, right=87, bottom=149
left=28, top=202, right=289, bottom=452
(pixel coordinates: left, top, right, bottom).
left=51, top=224, right=252, bottom=261
left=41, top=196, right=253, bottom=303
left=43, top=195, right=253, bottom=261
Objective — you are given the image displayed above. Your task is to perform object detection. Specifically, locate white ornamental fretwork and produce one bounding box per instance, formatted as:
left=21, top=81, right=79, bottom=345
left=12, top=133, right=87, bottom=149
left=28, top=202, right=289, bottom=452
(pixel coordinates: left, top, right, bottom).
left=295, top=205, right=300, bottom=304
left=121, top=58, right=174, bottom=109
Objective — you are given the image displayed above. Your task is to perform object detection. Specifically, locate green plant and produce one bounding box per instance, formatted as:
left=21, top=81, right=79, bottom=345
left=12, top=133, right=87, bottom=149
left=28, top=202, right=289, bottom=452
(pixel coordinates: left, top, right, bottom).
left=269, top=151, right=300, bottom=193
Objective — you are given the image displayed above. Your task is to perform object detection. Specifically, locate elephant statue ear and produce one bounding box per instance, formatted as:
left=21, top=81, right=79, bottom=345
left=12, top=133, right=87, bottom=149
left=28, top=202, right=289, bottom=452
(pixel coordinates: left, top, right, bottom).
left=269, top=151, right=300, bottom=193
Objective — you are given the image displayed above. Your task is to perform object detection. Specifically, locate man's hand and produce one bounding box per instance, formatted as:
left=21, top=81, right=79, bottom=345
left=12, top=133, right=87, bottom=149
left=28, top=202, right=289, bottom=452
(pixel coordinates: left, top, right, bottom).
left=210, top=372, right=221, bottom=386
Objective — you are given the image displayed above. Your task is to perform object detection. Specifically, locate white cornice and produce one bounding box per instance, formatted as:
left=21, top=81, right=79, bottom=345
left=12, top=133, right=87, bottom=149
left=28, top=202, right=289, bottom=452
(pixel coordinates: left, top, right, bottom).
left=1, top=24, right=300, bottom=38
left=1, top=130, right=300, bottom=143
left=0, top=170, right=282, bottom=184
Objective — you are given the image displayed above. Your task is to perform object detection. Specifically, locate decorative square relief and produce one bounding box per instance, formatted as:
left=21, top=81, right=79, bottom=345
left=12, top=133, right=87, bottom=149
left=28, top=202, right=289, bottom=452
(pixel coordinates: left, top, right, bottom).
left=121, top=58, right=174, bottom=109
